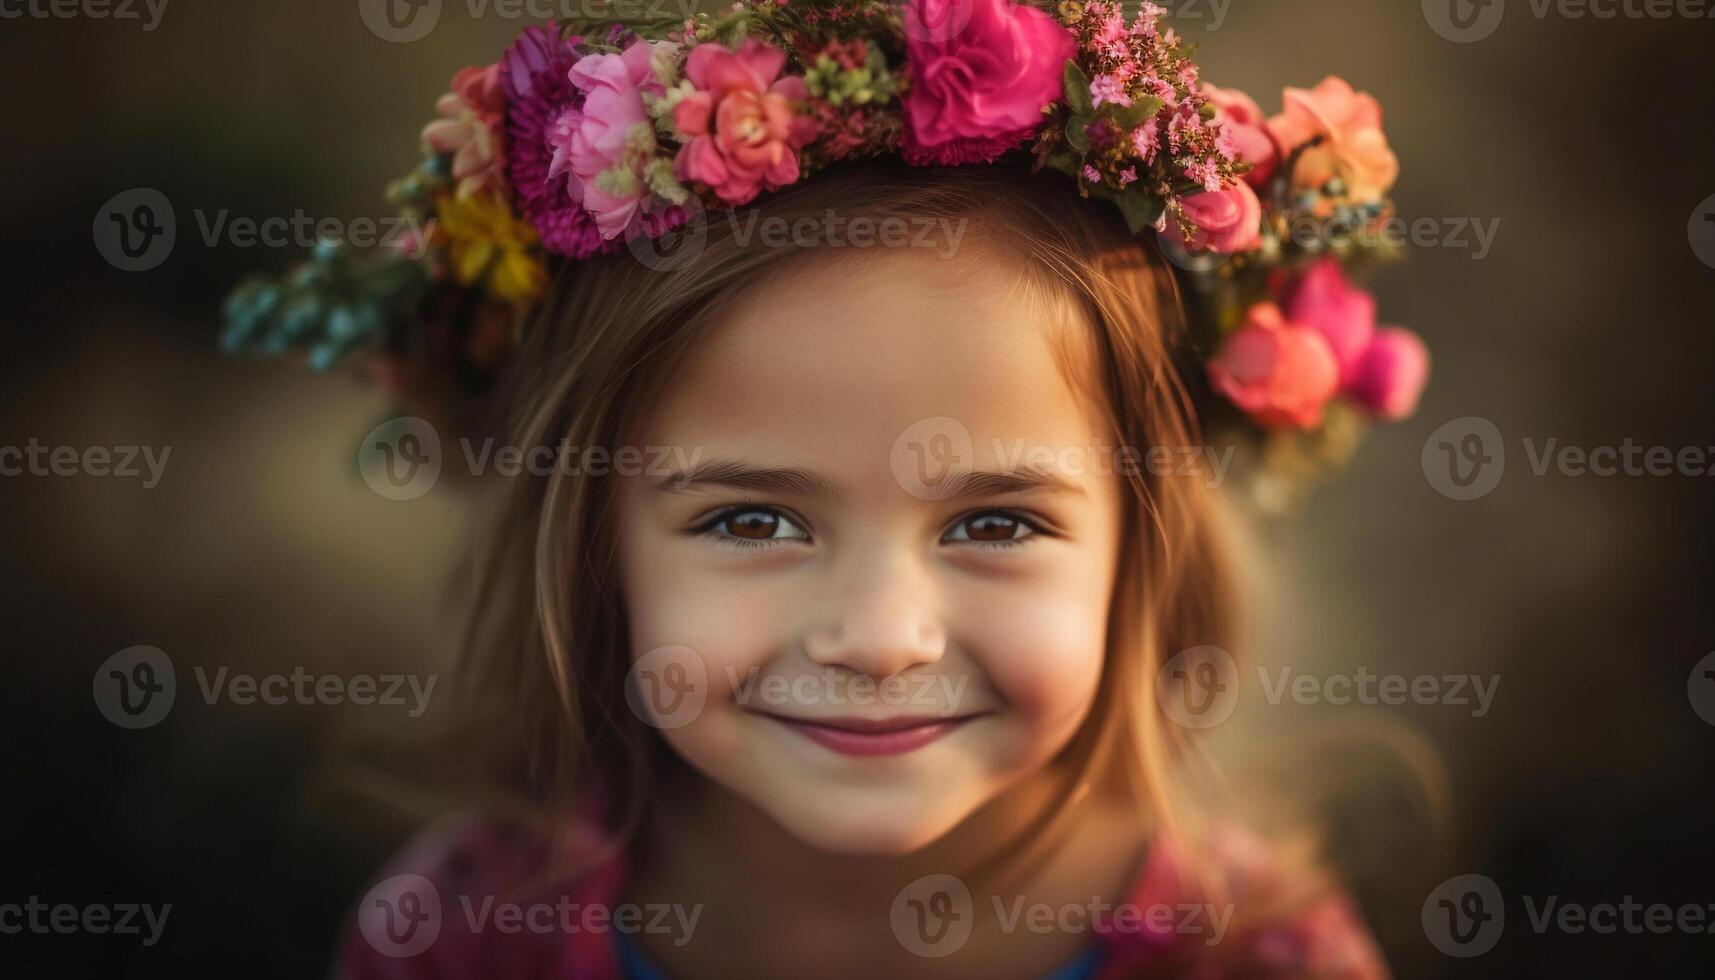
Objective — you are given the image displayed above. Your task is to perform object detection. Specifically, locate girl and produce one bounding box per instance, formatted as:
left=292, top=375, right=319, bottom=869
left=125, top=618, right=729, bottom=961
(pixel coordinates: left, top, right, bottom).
left=340, top=163, right=1389, bottom=978
left=219, top=3, right=1426, bottom=977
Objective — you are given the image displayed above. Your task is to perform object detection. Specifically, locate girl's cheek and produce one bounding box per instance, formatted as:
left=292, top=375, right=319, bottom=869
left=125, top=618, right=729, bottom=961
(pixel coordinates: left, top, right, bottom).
left=948, top=580, right=1108, bottom=727
left=619, top=540, right=795, bottom=698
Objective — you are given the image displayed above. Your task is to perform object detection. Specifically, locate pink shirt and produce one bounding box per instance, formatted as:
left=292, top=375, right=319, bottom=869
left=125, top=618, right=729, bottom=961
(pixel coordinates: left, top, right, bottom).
left=338, top=813, right=1387, bottom=979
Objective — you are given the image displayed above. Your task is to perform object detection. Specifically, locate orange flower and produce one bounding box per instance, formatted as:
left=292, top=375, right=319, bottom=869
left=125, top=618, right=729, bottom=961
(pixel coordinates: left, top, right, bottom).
left=1266, top=76, right=1398, bottom=203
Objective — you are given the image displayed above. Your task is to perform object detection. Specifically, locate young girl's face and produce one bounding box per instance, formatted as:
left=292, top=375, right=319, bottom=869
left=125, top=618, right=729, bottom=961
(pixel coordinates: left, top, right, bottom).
left=615, top=246, right=1124, bottom=855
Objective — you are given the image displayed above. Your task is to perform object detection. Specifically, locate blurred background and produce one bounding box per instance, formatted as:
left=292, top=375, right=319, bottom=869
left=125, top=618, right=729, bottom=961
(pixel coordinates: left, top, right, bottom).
left=3, top=0, right=1713, bottom=977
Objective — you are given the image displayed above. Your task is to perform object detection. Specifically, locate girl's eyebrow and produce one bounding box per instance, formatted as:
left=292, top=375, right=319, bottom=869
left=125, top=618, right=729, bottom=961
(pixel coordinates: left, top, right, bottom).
left=654, top=459, right=1084, bottom=500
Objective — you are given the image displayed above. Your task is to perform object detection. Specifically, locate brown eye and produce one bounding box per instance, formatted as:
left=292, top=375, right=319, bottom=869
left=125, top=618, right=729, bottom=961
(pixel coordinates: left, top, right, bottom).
left=727, top=509, right=781, bottom=540
left=703, top=507, right=809, bottom=546
left=944, top=511, right=1036, bottom=546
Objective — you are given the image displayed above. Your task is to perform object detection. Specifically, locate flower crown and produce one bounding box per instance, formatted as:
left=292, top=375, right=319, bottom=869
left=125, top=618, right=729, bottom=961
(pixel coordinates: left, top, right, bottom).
left=223, top=0, right=1428, bottom=497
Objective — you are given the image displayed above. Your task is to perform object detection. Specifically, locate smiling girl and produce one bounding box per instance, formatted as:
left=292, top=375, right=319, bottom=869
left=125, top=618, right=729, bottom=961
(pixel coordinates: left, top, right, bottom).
left=222, top=2, right=1429, bottom=977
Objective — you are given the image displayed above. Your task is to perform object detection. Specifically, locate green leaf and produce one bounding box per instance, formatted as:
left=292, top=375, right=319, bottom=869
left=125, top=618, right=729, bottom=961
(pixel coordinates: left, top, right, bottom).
left=1064, top=114, right=1092, bottom=154
left=1046, top=152, right=1083, bottom=179
left=1113, top=186, right=1165, bottom=235
left=1062, top=60, right=1093, bottom=117
left=1107, top=97, right=1164, bottom=129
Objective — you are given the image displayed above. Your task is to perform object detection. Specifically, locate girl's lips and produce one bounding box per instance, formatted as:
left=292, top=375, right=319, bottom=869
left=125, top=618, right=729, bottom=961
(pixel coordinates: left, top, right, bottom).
left=762, top=713, right=976, bottom=757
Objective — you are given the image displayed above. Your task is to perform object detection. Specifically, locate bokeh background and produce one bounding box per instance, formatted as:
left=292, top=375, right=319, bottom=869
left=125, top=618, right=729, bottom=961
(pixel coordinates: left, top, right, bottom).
left=4, top=0, right=1713, bottom=977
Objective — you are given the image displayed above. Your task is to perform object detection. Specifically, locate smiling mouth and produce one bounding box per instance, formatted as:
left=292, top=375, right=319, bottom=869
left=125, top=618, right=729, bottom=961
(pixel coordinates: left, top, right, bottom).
left=758, top=712, right=980, bottom=757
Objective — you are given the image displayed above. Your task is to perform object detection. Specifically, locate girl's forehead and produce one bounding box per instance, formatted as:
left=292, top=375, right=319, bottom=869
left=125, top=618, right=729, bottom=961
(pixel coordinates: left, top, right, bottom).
left=648, top=251, right=1107, bottom=449
left=627, top=250, right=1116, bottom=504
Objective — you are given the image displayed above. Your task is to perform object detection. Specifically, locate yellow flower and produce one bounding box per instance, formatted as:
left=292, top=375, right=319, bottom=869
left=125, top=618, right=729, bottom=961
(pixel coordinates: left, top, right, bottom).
left=433, top=191, right=547, bottom=304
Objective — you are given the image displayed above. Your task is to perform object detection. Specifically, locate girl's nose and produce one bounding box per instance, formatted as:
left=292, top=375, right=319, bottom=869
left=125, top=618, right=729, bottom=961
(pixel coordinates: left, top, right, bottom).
left=801, top=553, right=948, bottom=680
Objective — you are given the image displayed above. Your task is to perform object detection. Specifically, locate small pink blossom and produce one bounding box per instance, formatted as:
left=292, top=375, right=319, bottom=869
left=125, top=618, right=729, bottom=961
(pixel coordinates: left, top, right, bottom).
left=1185, top=160, right=1222, bottom=193
left=1131, top=118, right=1161, bottom=162
left=1208, top=302, right=1341, bottom=430
left=672, top=38, right=817, bottom=206
left=1118, top=166, right=1138, bottom=187
left=901, top=0, right=1076, bottom=165
left=1091, top=74, right=1131, bottom=108
left=1082, top=164, right=1102, bottom=184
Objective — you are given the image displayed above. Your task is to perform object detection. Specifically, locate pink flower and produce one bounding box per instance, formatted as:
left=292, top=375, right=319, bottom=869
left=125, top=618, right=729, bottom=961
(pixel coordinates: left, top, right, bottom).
left=1208, top=303, right=1340, bottom=430
left=1173, top=181, right=1262, bottom=254
left=502, top=25, right=610, bottom=258
left=1266, top=76, right=1398, bottom=201
left=1279, top=258, right=1375, bottom=387
left=1131, top=119, right=1161, bottom=162
left=1202, top=83, right=1278, bottom=189
left=1348, top=327, right=1430, bottom=420
left=1090, top=73, right=1131, bottom=108
left=900, top=0, right=1076, bottom=166
left=672, top=39, right=817, bottom=207
left=423, top=64, right=507, bottom=199
left=551, top=38, right=672, bottom=240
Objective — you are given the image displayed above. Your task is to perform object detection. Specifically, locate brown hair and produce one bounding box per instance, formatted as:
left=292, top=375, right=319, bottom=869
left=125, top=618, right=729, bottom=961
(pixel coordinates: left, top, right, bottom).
left=456, top=160, right=1242, bottom=882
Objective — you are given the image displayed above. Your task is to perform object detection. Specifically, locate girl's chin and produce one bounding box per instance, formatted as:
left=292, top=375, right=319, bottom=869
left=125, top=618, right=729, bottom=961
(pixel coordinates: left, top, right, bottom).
left=749, top=784, right=988, bottom=857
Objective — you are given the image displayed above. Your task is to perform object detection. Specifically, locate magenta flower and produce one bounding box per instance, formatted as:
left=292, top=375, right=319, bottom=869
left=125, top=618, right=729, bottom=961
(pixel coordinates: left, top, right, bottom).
left=1173, top=181, right=1262, bottom=255
left=552, top=38, right=673, bottom=240
left=1202, top=83, right=1279, bottom=188
left=672, top=39, right=817, bottom=207
left=1279, top=258, right=1376, bottom=387
left=1347, top=327, right=1430, bottom=420
left=501, top=26, right=610, bottom=258
left=900, top=0, right=1076, bottom=166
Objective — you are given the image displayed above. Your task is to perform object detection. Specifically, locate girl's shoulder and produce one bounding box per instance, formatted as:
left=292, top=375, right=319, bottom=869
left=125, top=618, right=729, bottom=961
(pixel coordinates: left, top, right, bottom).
left=335, top=813, right=1386, bottom=980
left=334, top=810, right=626, bottom=980
left=1093, top=822, right=1388, bottom=980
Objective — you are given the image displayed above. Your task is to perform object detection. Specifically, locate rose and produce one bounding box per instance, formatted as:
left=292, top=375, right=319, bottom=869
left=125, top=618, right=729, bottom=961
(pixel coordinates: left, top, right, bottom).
left=1347, top=327, right=1429, bottom=421
left=1266, top=76, right=1398, bottom=201
left=1278, top=259, right=1429, bottom=420
left=900, top=0, right=1076, bottom=166
left=1208, top=302, right=1340, bottom=429
left=1201, top=83, right=1278, bottom=188
left=1173, top=181, right=1263, bottom=255
left=422, top=64, right=507, bottom=199
left=673, top=39, right=818, bottom=207
left=1278, top=258, right=1375, bottom=386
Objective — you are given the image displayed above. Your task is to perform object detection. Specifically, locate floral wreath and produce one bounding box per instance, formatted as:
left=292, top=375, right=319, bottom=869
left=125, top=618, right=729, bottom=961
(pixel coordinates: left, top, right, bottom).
left=223, top=0, right=1429, bottom=498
